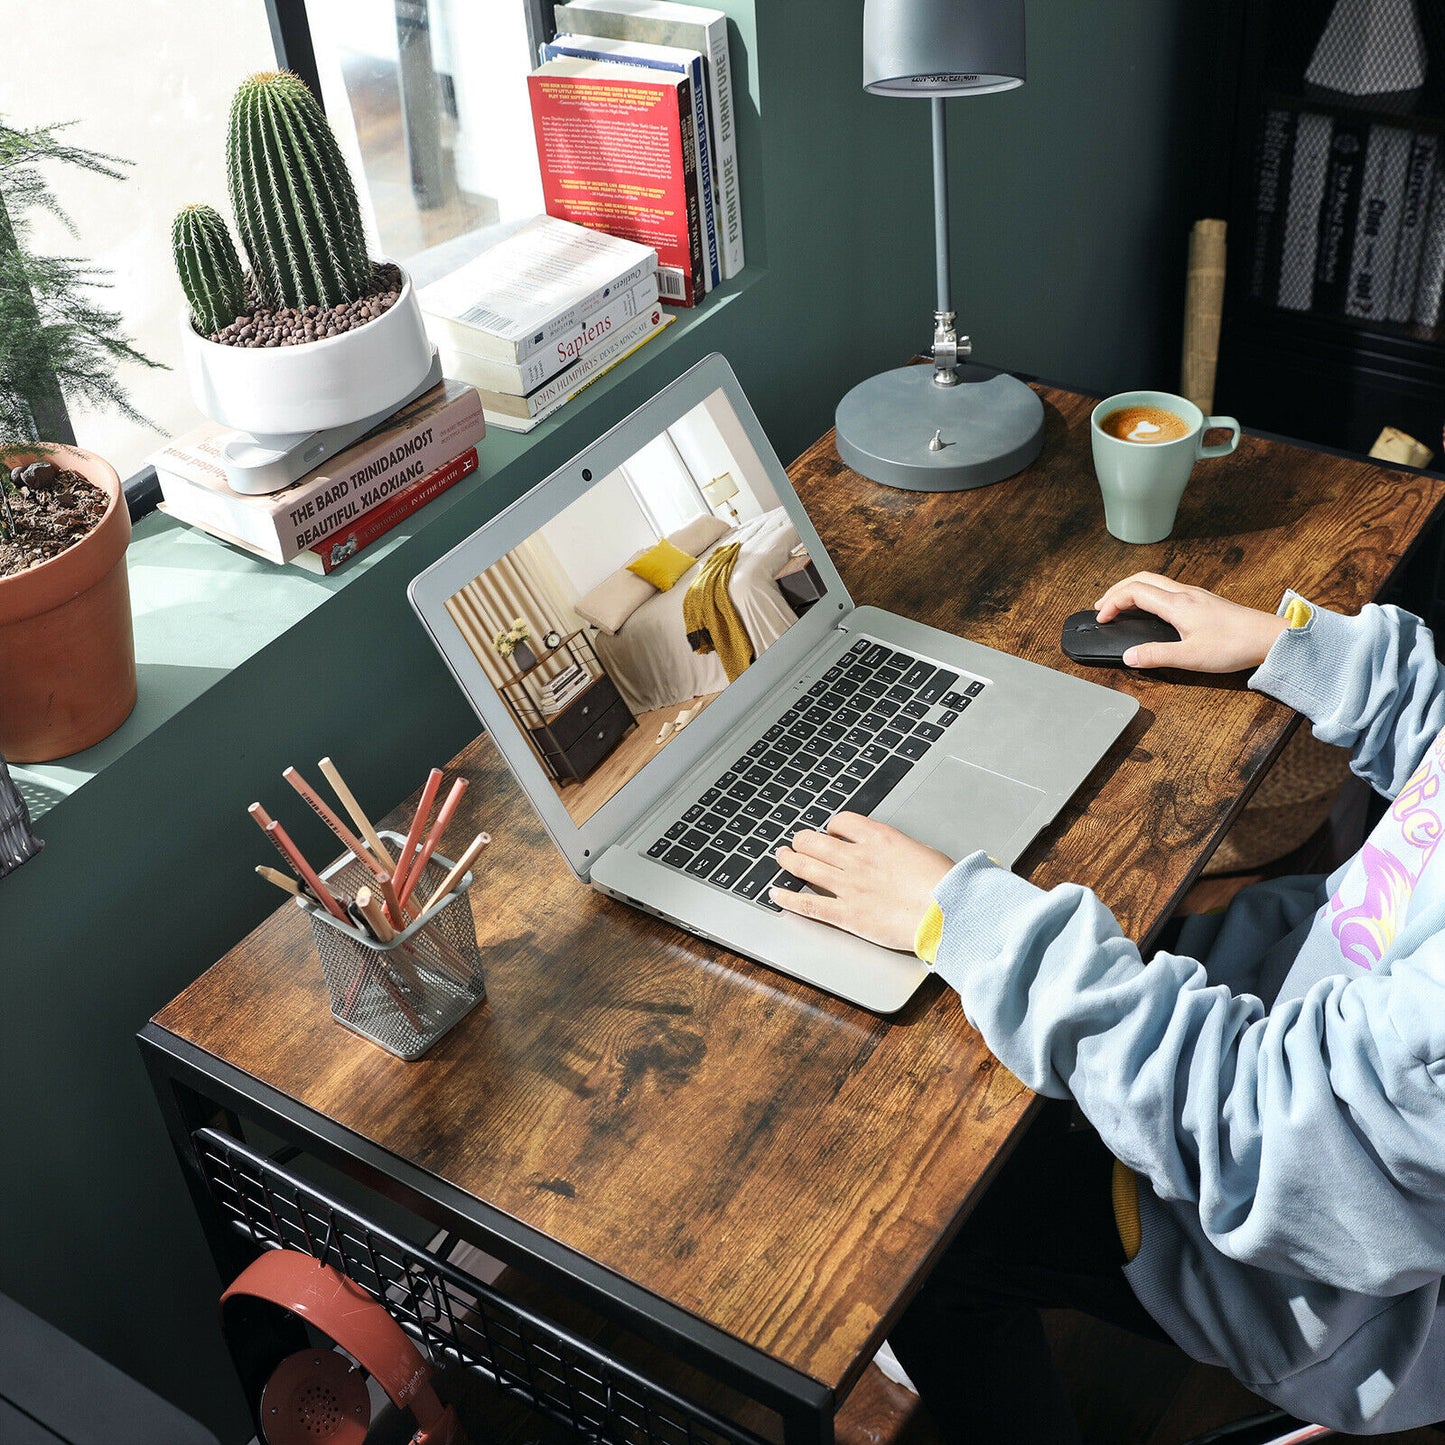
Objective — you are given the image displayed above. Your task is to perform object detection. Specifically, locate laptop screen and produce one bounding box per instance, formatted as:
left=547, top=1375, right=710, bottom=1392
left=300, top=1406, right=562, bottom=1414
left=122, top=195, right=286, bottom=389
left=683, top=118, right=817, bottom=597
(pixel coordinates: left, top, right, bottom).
left=442, top=385, right=830, bottom=828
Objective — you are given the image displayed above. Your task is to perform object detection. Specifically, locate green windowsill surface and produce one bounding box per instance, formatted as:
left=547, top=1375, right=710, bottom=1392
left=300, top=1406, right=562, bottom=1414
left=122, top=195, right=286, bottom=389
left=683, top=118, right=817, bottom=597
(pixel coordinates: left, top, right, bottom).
left=11, top=274, right=760, bottom=824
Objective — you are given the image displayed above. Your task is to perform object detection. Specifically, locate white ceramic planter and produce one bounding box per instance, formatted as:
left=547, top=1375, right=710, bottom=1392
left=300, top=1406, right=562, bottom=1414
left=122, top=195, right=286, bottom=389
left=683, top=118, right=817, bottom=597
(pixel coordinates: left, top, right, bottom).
left=180, top=265, right=434, bottom=434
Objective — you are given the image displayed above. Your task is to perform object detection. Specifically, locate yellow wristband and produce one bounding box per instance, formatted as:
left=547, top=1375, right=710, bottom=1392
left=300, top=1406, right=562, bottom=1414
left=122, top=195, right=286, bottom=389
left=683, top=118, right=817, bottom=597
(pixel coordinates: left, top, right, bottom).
left=914, top=900, right=944, bottom=966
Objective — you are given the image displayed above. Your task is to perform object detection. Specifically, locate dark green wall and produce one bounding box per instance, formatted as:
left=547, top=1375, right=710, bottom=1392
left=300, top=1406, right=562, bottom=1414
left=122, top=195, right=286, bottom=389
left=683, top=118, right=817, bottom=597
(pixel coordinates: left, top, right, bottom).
left=0, top=4, right=1212, bottom=1439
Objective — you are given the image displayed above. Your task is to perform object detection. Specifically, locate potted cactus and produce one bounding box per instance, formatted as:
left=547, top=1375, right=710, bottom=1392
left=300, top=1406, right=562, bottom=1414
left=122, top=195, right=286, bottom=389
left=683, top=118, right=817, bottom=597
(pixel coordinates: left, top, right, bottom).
left=176, top=71, right=433, bottom=437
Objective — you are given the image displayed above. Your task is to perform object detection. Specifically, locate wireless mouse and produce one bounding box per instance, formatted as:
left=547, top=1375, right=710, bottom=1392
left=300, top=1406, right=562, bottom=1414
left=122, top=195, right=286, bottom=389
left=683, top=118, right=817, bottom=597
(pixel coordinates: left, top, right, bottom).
left=1061, top=608, right=1181, bottom=666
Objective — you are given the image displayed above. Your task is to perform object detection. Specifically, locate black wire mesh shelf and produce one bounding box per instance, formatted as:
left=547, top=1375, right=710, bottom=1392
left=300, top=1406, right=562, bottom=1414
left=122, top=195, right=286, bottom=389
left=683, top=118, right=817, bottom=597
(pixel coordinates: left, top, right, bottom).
left=194, top=1126, right=771, bottom=1445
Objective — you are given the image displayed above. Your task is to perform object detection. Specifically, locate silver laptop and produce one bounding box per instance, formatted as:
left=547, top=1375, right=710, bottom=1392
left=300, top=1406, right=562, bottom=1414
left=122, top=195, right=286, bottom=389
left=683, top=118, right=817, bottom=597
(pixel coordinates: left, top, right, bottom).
left=409, top=354, right=1137, bottom=1013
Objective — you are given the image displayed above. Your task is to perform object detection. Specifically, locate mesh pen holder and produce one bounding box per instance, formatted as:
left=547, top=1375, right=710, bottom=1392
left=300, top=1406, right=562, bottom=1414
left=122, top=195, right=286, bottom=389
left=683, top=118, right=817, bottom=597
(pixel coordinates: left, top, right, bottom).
left=303, top=830, right=485, bottom=1059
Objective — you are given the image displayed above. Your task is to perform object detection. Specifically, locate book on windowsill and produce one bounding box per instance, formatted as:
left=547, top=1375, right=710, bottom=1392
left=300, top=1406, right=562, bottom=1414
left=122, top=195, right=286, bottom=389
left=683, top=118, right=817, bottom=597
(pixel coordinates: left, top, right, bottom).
left=150, top=380, right=485, bottom=564
left=418, top=215, right=658, bottom=365
left=436, top=274, right=660, bottom=395
left=542, top=31, right=720, bottom=291
left=444, top=302, right=675, bottom=433
left=528, top=56, right=705, bottom=307
left=161, top=447, right=481, bottom=574
left=552, top=0, right=743, bottom=281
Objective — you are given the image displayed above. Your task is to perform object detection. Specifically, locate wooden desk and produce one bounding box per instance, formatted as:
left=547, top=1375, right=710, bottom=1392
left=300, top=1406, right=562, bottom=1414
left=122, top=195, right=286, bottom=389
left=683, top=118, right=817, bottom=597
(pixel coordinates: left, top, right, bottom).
left=141, top=386, right=1445, bottom=1445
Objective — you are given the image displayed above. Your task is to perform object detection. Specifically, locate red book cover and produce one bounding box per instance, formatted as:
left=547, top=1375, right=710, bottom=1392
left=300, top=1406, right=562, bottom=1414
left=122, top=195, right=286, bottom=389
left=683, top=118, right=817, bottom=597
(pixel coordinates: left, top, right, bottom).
left=528, top=57, right=703, bottom=307
left=299, top=448, right=480, bottom=573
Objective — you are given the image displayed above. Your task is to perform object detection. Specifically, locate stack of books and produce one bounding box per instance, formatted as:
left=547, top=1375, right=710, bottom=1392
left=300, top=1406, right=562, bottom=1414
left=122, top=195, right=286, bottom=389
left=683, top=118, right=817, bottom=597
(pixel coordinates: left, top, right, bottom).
left=530, top=0, right=744, bottom=310
left=151, top=380, right=485, bottom=573
left=538, top=662, right=591, bottom=716
left=419, top=217, right=675, bottom=433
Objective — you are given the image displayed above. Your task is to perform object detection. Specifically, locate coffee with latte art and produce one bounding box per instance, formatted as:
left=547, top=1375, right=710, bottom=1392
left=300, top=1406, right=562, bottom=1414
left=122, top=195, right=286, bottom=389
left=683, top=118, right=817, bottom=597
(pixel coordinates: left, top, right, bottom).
left=1099, top=405, right=1190, bottom=444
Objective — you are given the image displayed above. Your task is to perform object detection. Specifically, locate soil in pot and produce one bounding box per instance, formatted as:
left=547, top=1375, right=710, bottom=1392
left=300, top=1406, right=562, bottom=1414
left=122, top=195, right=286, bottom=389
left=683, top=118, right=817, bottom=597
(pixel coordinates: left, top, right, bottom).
left=1, top=461, right=109, bottom=577
left=205, top=261, right=403, bottom=348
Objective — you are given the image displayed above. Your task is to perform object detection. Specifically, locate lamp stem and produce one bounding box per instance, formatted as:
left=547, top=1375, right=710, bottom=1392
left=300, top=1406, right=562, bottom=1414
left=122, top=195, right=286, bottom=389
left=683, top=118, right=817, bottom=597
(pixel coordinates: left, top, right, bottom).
left=932, top=97, right=951, bottom=314
left=929, top=98, right=969, bottom=386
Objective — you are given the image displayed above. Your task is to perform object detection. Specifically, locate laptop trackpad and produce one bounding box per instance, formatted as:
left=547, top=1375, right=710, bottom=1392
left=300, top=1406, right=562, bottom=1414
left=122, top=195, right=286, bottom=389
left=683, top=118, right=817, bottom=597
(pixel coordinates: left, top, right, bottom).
left=874, top=756, right=1046, bottom=861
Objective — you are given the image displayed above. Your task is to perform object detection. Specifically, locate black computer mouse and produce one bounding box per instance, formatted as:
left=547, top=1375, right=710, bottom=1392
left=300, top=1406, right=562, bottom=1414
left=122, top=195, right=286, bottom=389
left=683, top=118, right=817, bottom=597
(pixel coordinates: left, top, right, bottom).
left=1061, top=608, right=1181, bottom=666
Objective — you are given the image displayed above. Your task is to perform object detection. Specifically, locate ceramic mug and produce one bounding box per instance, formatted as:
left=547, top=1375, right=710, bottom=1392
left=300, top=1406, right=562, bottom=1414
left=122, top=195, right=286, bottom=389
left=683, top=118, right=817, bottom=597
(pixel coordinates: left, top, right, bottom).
left=1090, top=390, right=1241, bottom=544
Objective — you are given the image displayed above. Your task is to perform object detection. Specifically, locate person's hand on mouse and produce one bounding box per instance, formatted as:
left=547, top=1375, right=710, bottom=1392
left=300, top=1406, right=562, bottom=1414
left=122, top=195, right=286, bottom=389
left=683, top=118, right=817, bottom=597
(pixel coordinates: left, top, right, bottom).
left=769, top=811, right=954, bottom=950
left=1094, top=572, right=1287, bottom=673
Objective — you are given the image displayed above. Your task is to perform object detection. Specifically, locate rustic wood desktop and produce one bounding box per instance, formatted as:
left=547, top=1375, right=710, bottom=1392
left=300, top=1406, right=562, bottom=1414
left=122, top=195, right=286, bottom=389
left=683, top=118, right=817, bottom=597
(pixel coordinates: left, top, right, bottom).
left=140, top=385, right=1445, bottom=1445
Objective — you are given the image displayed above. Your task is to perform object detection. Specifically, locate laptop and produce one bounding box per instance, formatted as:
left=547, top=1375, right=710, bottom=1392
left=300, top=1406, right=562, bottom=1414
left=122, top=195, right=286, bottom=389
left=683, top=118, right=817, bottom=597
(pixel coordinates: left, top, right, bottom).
left=409, top=354, right=1137, bottom=1013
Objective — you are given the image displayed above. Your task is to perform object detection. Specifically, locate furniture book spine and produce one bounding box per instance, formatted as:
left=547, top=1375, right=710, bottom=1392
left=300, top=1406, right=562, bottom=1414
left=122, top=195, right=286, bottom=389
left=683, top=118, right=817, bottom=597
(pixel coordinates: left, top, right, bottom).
left=528, top=58, right=704, bottom=307
left=418, top=216, right=658, bottom=364
left=480, top=307, right=675, bottom=432
left=542, top=34, right=720, bottom=290
left=1389, top=133, right=1440, bottom=323
left=1345, top=124, right=1413, bottom=320
left=435, top=274, right=660, bottom=394
left=1247, top=107, right=1295, bottom=302
left=553, top=0, right=742, bottom=278
left=293, top=448, right=480, bottom=573
left=1412, top=168, right=1445, bottom=326
left=1276, top=112, right=1332, bottom=312
left=152, top=382, right=485, bottom=562
left=1313, top=116, right=1370, bottom=316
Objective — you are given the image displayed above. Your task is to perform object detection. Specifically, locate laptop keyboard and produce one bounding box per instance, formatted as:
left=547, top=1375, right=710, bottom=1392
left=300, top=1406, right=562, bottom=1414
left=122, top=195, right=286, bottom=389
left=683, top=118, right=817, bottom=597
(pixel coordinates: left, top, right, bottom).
left=645, top=638, right=986, bottom=909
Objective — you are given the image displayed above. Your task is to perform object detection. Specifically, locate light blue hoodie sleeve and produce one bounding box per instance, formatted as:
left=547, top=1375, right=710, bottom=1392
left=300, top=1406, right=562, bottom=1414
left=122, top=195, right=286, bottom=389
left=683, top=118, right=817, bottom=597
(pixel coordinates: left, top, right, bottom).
left=1251, top=592, right=1445, bottom=798
left=932, top=854, right=1445, bottom=1295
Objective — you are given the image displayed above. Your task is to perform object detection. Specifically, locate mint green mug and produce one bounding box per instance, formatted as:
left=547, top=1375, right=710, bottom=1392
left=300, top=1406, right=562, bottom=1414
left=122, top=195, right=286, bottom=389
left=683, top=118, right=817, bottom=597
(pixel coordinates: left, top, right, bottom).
left=1090, top=390, right=1241, bottom=544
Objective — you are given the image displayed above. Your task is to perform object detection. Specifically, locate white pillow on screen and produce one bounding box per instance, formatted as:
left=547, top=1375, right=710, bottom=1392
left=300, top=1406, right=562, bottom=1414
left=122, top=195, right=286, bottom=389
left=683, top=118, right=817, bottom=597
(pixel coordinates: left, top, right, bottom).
left=573, top=566, right=657, bottom=635
left=666, top=514, right=732, bottom=559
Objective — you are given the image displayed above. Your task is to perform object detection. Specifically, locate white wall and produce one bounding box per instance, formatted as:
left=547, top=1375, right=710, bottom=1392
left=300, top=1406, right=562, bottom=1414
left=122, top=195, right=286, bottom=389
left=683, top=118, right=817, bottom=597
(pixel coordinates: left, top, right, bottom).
left=539, top=468, right=654, bottom=593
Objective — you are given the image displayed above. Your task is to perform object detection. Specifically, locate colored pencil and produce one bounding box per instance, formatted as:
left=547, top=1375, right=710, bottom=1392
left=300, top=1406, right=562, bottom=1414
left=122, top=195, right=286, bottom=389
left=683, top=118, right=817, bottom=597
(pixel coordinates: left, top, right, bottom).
left=317, top=756, right=399, bottom=872
left=248, top=804, right=349, bottom=923
left=420, top=831, right=491, bottom=913
left=394, top=767, right=443, bottom=900
left=398, top=776, right=469, bottom=906
left=284, top=765, right=390, bottom=885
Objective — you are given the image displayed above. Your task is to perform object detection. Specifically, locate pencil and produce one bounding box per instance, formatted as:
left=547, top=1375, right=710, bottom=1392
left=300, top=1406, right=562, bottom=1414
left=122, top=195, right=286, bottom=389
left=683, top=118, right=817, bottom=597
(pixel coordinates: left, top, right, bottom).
left=317, top=756, right=399, bottom=873
left=345, top=896, right=424, bottom=1032
left=398, top=776, right=468, bottom=906
left=420, top=831, right=491, bottom=913
left=394, top=767, right=443, bottom=900
left=284, top=765, right=392, bottom=887
left=253, top=812, right=350, bottom=924
left=255, top=863, right=314, bottom=903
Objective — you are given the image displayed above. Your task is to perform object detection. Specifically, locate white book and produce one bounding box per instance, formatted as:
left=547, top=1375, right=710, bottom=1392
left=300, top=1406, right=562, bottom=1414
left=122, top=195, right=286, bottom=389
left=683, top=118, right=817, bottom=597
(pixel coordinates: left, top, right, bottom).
left=553, top=0, right=743, bottom=280
left=418, top=216, right=658, bottom=365
left=1413, top=170, right=1445, bottom=326
left=543, top=32, right=720, bottom=291
left=1388, top=135, right=1440, bottom=323
left=453, top=305, right=676, bottom=433
left=1277, top=113, right=1332, bottom=312
left=1345, top=124, right=1412, bottom=321
left=431, top=276, right=660, bottom=395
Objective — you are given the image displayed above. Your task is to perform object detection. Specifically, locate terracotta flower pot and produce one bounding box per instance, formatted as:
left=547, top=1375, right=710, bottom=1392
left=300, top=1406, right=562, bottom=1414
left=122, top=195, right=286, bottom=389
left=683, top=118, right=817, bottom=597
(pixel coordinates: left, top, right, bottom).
left=0, top=446, right=137, bottom=762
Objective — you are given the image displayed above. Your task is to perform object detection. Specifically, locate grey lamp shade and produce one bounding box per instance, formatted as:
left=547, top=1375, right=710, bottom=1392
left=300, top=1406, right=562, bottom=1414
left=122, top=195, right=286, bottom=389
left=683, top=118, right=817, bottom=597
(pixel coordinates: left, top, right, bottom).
left=863, top=0, right=1026, bottom=95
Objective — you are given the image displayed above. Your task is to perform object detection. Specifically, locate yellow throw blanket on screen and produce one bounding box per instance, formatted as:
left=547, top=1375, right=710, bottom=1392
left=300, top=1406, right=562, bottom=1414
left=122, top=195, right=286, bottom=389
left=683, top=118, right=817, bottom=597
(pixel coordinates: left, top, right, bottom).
left=682, top=542, right=753, bottom=681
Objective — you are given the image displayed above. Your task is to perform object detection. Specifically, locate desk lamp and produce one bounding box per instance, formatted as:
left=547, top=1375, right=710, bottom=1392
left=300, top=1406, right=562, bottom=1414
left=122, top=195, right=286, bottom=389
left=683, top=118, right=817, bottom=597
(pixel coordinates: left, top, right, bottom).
left=702, top=470, right=742, bottom=523
left=835, top=0, right=1045, bottom=491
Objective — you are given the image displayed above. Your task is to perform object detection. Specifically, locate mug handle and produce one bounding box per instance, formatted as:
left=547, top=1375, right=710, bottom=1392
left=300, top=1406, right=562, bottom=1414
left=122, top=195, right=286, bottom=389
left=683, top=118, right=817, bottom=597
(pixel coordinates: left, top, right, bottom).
left=1199, top=416, right=1241, bottom=459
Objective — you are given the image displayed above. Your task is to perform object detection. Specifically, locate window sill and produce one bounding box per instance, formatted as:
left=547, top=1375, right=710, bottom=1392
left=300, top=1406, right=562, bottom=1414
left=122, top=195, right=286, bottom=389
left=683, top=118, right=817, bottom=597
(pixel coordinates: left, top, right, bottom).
left=11, top=270, right=765, bottom=824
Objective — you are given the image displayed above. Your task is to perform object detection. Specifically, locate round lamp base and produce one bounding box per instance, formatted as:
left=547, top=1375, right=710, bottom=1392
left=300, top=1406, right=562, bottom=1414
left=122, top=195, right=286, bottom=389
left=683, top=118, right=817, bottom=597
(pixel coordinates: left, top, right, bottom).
left=835, top=362, right=1045, bottom=491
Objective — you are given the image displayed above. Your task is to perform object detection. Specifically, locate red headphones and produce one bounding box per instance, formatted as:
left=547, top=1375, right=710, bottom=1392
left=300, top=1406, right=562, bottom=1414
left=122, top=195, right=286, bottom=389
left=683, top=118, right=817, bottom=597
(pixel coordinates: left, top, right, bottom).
left=220, top=1250, right=464, bottom=1445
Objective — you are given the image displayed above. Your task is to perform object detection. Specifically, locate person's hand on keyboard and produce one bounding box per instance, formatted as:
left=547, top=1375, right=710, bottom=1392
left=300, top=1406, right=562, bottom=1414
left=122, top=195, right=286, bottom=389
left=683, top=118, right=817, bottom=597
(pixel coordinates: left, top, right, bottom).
left=770, top=812, right=953, bottom=951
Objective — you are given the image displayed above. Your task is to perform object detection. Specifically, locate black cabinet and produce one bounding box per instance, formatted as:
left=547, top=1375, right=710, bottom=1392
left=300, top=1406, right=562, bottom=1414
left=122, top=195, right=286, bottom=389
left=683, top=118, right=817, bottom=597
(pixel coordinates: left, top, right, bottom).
left=499, top=631, right=636, bottom=785
left=1214, top=0, right=1445, bottom=457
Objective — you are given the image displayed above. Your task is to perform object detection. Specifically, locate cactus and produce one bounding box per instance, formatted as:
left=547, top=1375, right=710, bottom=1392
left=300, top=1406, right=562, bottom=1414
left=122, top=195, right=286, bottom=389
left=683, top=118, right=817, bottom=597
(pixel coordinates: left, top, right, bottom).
left=225, top=70, right=372, bottom=311
left=171, top=204, right=246, bottom=335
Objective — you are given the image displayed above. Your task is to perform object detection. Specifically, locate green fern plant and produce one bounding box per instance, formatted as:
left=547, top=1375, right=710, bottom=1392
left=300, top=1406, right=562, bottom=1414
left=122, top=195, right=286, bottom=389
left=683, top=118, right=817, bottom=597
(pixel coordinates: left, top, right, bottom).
left=226, top=70, right=372, bottom=311
left=171, top=203, right=245, bottom=336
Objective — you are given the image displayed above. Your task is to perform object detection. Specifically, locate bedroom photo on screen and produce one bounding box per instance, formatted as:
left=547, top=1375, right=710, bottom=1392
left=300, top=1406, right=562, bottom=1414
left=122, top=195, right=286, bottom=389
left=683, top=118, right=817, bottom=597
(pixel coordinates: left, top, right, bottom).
left=445, top=388, right=826, bottom=825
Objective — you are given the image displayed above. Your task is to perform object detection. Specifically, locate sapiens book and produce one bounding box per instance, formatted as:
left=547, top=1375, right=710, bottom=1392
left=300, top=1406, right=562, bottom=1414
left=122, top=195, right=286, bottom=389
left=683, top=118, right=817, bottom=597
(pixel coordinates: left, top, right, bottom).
left=1344, top=124, right=1413, bottom=320
left=417, top=216, right=657, bottom=365
left=552, top=0, right=742, bottom=280
left=543, top=31, right=720, bottom=291
left=1277, top=112, right=1332, bottom=312
left=434, top=274, right=660, bottom=395
left=464, top=304, right=676, bottom=432
left=1247, top=107, right=1295, bottom=303
left=151, top=380, right=485, bottom=564
left=1388, top=133, right=1440, bottom=323
left=165, top=448, right=481, bottom=574
left=1313, top=116, right=1370, bottom=315
left=528, top=56, right=706, bottom=307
